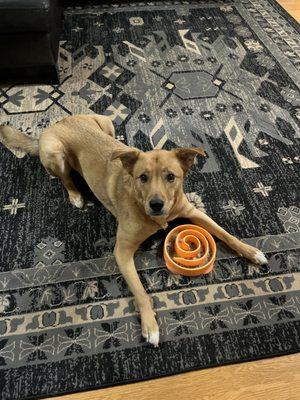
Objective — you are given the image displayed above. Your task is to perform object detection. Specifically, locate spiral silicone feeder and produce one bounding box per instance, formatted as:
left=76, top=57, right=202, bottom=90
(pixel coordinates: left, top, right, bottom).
left=163, top=224, right=216, bottom=276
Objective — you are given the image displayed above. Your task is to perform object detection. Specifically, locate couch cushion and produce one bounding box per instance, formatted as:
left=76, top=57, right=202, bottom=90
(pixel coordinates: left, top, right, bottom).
left=0, top=32, right=57, bottom=68
left=0, top=0, right=59, bottom=33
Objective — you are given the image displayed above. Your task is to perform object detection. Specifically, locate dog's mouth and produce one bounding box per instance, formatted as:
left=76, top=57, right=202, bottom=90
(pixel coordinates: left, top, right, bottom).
left=149, top=210, right=165, bottom=217
left=145, top=207, right=167, bottom=217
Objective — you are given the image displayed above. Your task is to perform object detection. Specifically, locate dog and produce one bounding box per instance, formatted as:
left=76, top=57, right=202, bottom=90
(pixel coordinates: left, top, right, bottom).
left=0, top=114, right=267, bottom=346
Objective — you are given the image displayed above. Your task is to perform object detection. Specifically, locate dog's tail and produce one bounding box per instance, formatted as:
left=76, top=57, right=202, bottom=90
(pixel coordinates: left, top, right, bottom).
left=0, top=125, right=39, bottom=155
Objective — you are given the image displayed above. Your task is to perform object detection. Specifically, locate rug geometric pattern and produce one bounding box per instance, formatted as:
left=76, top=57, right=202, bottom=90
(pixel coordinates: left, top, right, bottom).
left=0, top=1, right=299, bottom=398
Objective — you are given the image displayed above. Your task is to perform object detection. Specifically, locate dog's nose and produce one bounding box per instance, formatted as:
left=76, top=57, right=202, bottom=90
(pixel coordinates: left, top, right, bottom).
left=149, top=197, right=164, bottom=213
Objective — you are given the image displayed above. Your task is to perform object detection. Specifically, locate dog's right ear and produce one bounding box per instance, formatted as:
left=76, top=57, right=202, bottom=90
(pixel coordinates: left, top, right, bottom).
left=111, top=149, right=141, bottom=175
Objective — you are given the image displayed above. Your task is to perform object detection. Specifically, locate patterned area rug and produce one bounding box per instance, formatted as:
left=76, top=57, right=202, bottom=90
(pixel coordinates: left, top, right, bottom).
left=0, top=1, right=300, bottom=398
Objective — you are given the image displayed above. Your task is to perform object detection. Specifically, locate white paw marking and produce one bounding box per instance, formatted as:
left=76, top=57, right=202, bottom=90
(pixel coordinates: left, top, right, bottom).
left=142, top=329, right=160, bottom=347
left=254, top=250, right=268, bottom=265
left=148, top=331, right=159, bottom=347
left=70, top=196, right=84, bottom=209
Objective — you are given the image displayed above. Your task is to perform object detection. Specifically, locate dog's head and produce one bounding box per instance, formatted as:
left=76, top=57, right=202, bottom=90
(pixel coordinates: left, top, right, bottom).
left=111, top=147, right=205, bottom=217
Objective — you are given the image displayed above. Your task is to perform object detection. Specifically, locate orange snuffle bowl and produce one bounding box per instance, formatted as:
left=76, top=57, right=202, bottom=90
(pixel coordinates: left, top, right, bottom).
left=163, top=224, right=216, bottom=277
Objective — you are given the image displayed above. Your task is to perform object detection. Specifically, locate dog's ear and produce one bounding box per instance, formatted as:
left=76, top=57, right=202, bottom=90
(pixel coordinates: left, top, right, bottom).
left=174, top=148, right=206, bottom=174
left=111, top=149, right=141, bottom=175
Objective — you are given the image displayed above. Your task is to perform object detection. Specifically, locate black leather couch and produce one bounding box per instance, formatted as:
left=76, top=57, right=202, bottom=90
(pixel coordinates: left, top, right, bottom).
left=0, top=0, right=63, bottom=85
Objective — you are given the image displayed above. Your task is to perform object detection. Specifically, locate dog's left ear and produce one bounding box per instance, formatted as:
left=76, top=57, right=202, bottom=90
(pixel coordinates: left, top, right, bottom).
left=174, top=148, right=206, bottom=174
left=111, top=148, right=141, bottom=175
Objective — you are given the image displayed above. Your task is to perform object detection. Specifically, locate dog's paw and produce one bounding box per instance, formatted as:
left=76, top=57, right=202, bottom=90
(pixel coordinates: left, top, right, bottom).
left=253, top=250, right=268, bottom=265
left=141, top=317, right=160, bottom=347
left=69, top=194, right=84, bottom=209
left=238, top=242, right=268, bottom=265
left=243, top=245, right=268, bottom=265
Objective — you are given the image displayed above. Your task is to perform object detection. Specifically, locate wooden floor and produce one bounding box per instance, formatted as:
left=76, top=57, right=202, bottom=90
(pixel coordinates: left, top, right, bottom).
left=51, top=2, right=300, bottom=400
left=277, top=0, right=300, bottom=21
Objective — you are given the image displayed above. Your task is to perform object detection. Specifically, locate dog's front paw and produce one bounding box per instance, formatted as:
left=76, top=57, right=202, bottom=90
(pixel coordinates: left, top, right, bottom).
left=69, top=193, right=84, bottom=209
left=241, top=244, right=268, bottom=265
left=141, top=316, right=160, bottom=347
left=253, top=249, right=268, bottom=265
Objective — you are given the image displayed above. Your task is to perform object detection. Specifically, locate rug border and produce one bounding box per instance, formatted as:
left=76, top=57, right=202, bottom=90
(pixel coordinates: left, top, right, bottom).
left=24, top=348, right=300, bottom=400
left=268, top=0, right=300, bottom=32
left=2, top=320, right=299, bottom=400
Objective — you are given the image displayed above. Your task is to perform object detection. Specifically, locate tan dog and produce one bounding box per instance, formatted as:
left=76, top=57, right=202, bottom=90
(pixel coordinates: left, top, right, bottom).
left=0, top=114, right=267, bottom=346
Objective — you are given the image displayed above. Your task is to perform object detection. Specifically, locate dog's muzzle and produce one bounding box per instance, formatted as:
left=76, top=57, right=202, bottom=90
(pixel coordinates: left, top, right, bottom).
left=149, top=197, right=164, bottom=216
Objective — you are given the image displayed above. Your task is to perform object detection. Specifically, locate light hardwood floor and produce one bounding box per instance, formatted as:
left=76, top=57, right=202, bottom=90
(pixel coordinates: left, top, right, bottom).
left=277, top=0, right=300, bottom=21
left=50, top=2, right=300, bottom=399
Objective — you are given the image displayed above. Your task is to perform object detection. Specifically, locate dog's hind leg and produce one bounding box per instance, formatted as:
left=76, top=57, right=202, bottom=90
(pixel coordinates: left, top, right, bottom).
left=58, top=163, right=84, bottom=209
left=40, top=143, right=84, bottom=209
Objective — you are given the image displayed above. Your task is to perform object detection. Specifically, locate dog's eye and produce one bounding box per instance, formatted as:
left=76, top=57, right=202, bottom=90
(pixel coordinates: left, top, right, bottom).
left=140, top=174, right=148, bottom=183
left=166, top=173, right=175, bottom=182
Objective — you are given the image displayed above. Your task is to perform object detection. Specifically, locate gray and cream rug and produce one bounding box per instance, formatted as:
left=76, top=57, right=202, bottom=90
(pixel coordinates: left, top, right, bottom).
left=0, top=1, right=299, bottom=398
